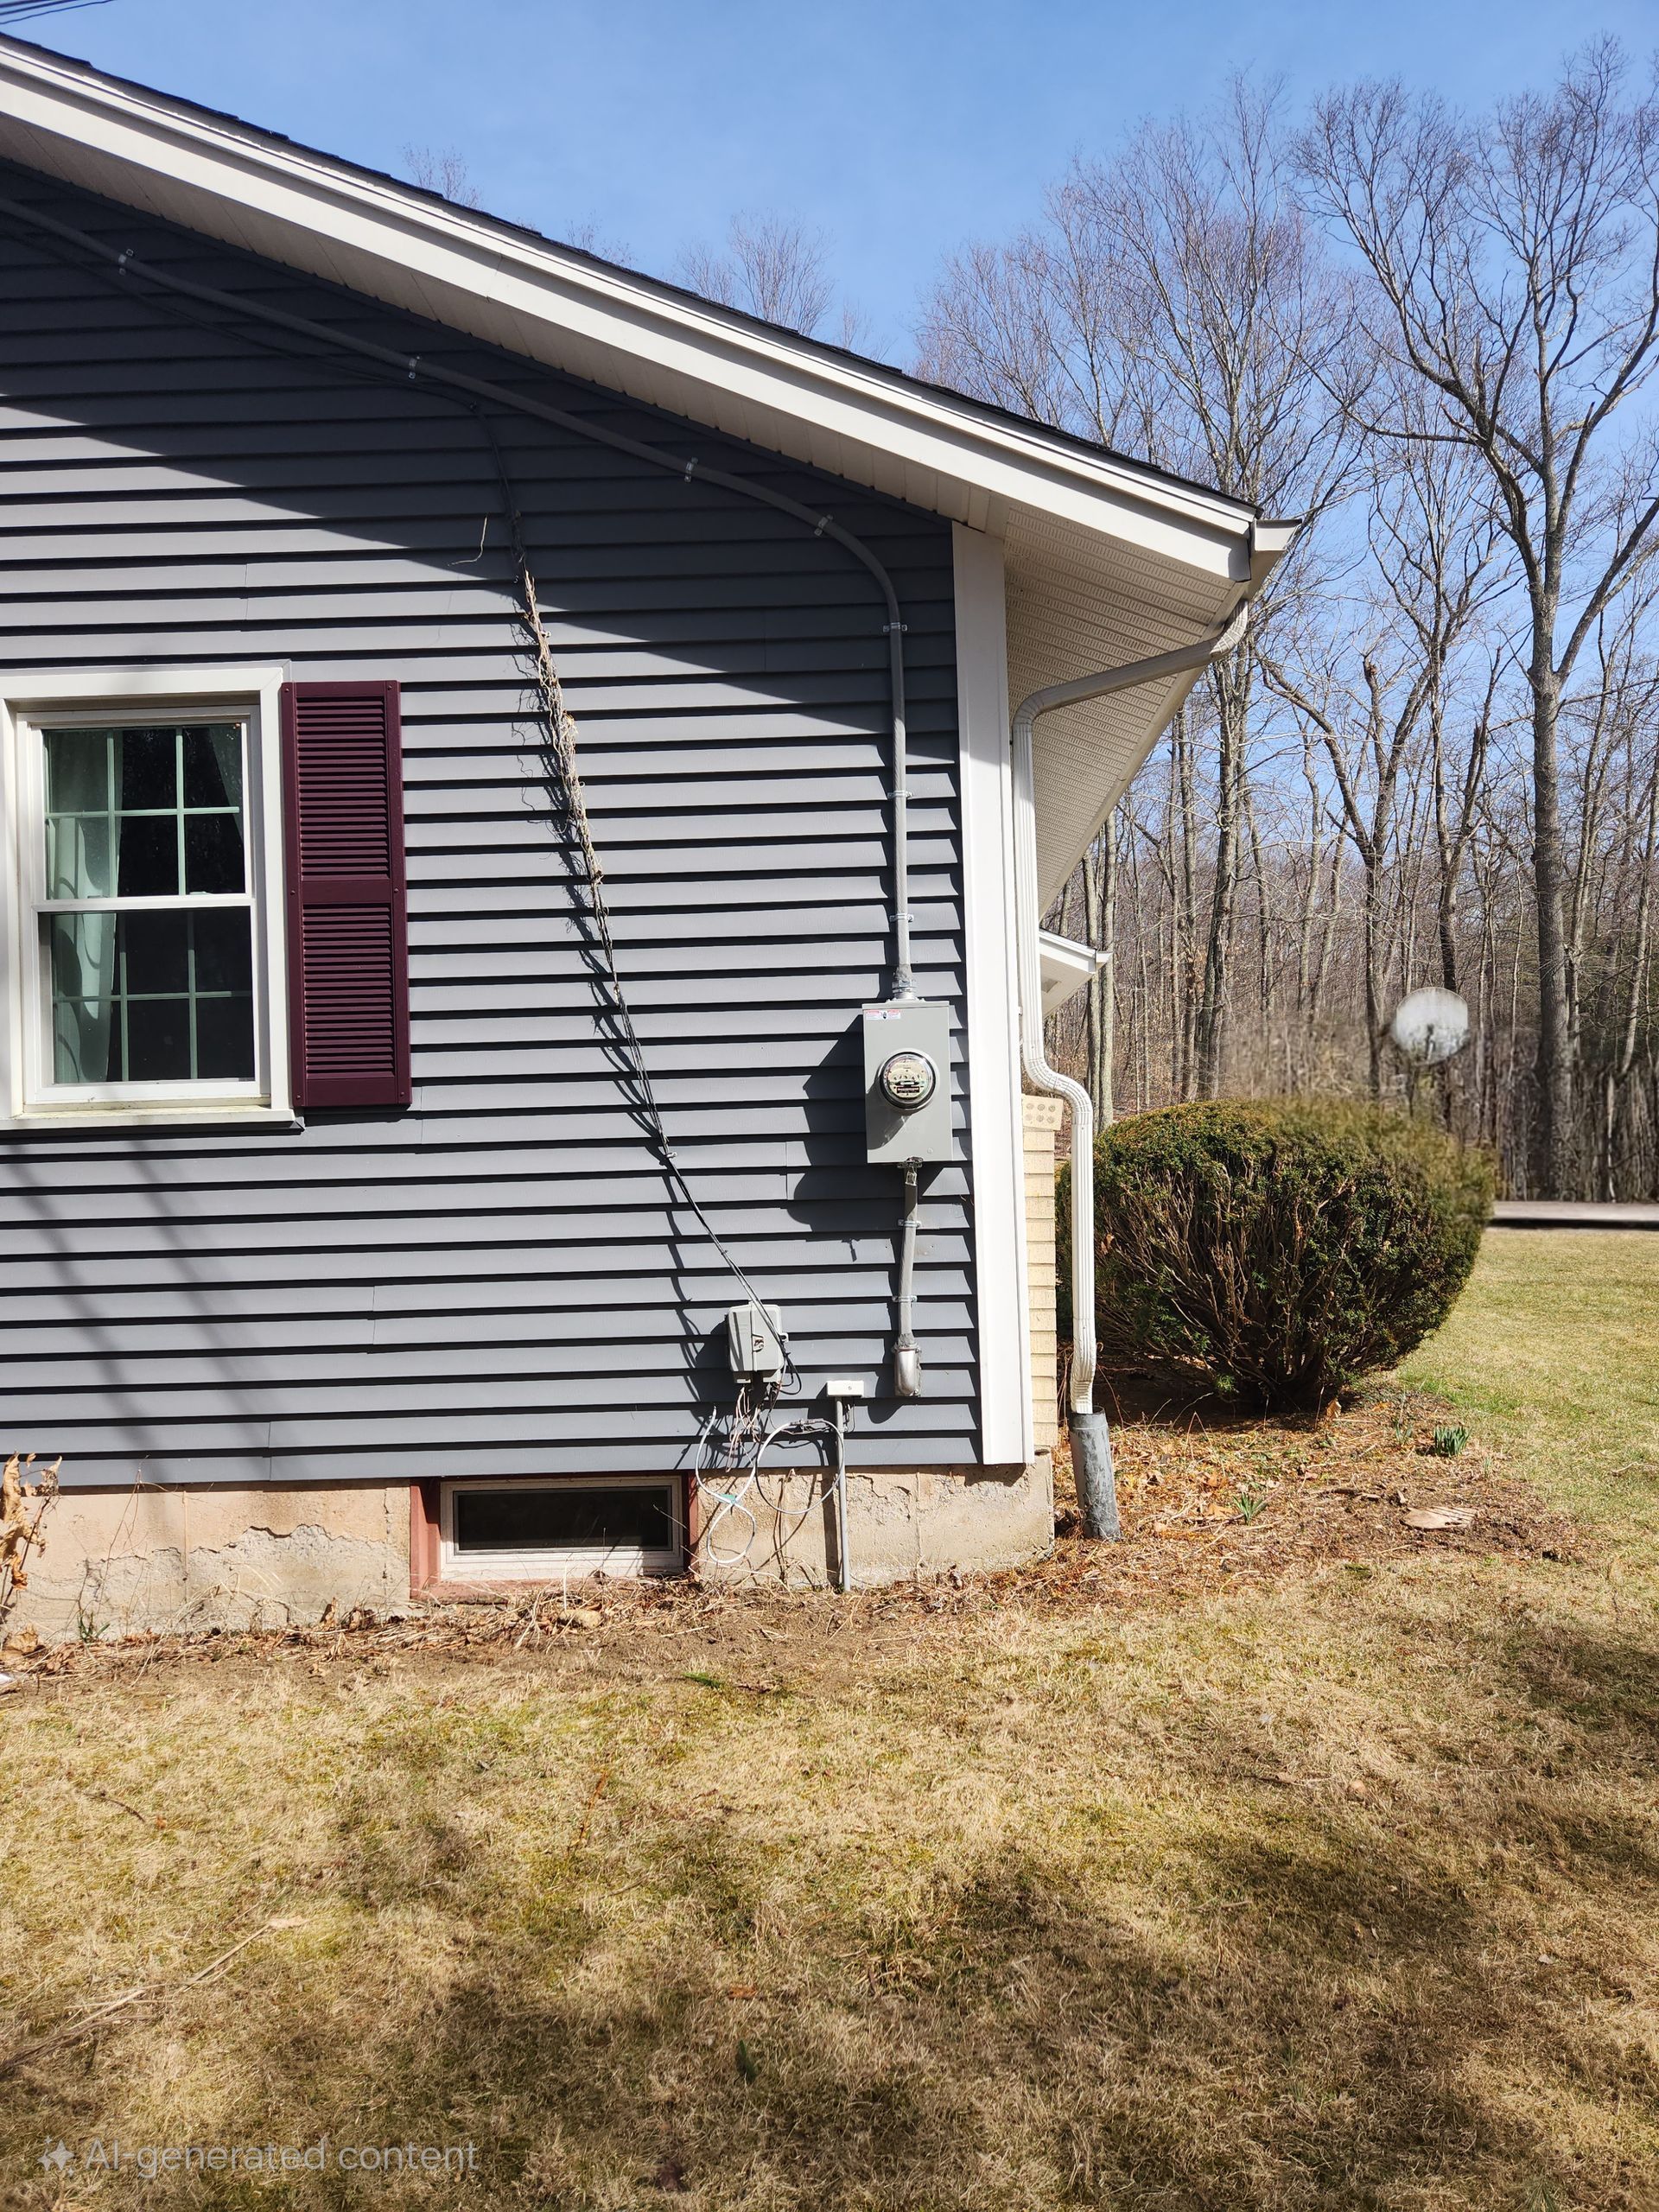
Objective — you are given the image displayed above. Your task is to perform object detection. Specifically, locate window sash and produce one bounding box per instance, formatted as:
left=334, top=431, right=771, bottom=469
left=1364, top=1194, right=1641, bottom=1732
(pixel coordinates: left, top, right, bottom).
left=47, top=909, right=257, bottom=1087
left=43, top=721, right=248, bottom=903
left=16, top=702, right=276, bottom=1110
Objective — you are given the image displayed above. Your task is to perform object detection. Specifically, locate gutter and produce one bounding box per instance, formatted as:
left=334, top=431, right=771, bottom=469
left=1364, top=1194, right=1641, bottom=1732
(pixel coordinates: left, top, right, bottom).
left=1010, top=598, right=1252, bottom=1538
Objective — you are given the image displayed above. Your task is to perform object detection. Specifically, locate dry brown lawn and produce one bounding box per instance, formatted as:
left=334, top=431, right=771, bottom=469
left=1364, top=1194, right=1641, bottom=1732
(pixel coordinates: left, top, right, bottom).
left=1, top=1230, right=1656, bottom=2209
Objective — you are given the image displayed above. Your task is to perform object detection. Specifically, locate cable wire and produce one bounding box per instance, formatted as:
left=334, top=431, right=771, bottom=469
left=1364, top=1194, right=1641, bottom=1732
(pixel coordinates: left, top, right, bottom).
left=0, top=199, right=830, bottom=1371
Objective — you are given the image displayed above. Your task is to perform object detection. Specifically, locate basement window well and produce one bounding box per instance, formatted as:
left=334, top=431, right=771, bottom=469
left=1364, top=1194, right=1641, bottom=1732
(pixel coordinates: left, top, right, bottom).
left=439, top=1478, right=683, bottom=1580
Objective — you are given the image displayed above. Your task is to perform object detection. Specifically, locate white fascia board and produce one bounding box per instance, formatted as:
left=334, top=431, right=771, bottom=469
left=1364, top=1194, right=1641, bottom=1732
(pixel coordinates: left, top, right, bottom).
left=0, top=41, right=1259, bottom=585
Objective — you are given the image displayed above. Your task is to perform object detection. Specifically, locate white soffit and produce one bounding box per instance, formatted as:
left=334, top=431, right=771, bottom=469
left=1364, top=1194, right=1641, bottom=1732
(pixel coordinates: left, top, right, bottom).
left=0, top=36, right=1286, bottom=896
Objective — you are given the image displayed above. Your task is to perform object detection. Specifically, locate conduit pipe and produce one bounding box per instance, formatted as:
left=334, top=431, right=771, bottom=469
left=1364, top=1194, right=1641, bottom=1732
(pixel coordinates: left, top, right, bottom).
left=2, top=192, right=928, bottom=1408
left=1011, top=601, right=1250, bottom=1538
left=0, top=194, right=918, bottom=1001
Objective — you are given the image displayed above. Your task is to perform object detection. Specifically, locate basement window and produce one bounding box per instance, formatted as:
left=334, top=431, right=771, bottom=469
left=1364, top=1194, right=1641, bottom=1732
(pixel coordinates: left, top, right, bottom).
left=440, top=1478, right=683, bottom=1580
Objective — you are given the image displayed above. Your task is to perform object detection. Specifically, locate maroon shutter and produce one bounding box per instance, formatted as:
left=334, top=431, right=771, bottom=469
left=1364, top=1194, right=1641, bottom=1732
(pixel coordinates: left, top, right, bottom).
left=280, top=680, right=411, bottom=1109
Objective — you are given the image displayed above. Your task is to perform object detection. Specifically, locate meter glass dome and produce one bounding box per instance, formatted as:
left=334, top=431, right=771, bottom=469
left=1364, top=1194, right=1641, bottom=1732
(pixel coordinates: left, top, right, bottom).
left=879, top=1049, right=937, bottom=1112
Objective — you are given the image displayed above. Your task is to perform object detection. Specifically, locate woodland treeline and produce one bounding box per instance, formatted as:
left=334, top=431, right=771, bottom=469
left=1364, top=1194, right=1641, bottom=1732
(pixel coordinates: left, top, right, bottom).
left=913, top=45, right=1659, bottom=1198
left=415, top=42, right=1659, bottom=1198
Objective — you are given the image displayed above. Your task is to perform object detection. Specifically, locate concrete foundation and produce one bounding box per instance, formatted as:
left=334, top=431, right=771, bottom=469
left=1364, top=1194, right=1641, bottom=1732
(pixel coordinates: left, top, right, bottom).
left=8, top=1459, right=1054, bottom=1640
left=6, top=1483, right=410, bottom=1643
left=696, top=1458, right=1056, bottom=1590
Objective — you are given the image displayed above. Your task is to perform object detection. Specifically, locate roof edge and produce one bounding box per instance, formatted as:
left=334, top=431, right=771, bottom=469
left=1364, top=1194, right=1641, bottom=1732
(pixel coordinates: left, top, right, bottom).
left=0, top=29, right=1262, bottom=568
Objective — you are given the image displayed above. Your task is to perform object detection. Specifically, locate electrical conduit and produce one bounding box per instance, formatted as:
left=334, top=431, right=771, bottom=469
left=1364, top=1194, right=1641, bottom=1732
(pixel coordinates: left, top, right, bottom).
left=0, top=195, right=928, bottom=1417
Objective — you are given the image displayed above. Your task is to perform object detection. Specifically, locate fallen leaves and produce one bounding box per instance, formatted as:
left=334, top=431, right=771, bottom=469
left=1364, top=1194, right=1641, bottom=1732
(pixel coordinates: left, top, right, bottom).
left=0, top=1392, right=1576, bottom=1686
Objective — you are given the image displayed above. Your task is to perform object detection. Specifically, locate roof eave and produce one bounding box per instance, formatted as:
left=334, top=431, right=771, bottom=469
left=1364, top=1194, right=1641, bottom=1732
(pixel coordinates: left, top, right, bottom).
left=0, top=32, right=1262, bottom=584
left=0, top=33, right=1297, bottom=907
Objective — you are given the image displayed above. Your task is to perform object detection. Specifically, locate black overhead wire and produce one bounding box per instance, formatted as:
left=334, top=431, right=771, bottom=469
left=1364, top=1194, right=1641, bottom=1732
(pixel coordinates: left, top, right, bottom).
left=0, top=2, right=110, bottom=22
left=0, top=193, right=885, bottom=1370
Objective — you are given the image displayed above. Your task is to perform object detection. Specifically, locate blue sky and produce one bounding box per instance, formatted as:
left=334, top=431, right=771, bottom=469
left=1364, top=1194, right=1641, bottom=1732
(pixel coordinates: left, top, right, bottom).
left=22, top=0, right=1659, bottom=359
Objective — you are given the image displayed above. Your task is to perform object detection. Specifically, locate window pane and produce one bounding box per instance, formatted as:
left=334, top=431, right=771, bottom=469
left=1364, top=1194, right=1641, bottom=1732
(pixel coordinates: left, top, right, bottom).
left=48, top=911, right=116, bottom=1004
left=125, top=996, right=192, bottom=1081
left=194, top=993, right=256, bottom=1081
left=121, top=912, right=189, bottom=996
left=49, top=909, right=118, bottom=1082
left=184, top=810, right=245, bottom=894
left=118, top=728, right=176, bottom=811
left=45, top=730, right=113, bottom=898
left=45, top=813, right=111, bottom=900
left=48, top=723, right=249, bottom=903
left=183, top=726, right=243, bottom=810
left=453, top=1485, right=677, bottom=1554
left=45, top=729, right=110, bottom=814
left=192, top=909, right=254, bottom=994
left=116, top=812, right=179, bottom=898
left=47, top=911, right=256, bottom=1089
left=54, top=999, right=118, bottom=1085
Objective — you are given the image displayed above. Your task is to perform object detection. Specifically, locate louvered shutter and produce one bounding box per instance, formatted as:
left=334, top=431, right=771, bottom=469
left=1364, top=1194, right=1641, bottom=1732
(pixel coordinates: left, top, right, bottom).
left=280, top=680, right=411, bottom=1109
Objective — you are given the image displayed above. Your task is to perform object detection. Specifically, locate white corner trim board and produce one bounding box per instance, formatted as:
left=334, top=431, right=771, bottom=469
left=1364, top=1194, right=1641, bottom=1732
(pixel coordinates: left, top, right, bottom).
left=954, top=524, right=1032, bottom=1467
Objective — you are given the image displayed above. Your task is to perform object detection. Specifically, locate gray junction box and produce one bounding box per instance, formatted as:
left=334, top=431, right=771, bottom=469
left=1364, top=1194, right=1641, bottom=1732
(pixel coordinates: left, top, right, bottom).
left=862, top=1001, right=953, bottom=1164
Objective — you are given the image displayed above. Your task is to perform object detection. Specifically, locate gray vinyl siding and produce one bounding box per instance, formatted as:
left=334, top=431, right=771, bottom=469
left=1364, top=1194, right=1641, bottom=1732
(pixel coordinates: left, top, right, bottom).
left=0, top=167, right=980, bottom=1486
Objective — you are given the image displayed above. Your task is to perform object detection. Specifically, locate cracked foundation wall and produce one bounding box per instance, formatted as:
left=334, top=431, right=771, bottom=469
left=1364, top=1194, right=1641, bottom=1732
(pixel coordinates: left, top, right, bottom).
left=698, top=1461, right=1054, bottom=1589
left=9, top=1484, right=410, bottom=1643
left=12, top=1458, right=1056, bottom=1636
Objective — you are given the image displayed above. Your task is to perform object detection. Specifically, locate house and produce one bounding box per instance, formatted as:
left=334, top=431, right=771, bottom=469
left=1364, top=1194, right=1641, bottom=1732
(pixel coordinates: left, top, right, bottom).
left=0, top=35, right=1288, bottom=1633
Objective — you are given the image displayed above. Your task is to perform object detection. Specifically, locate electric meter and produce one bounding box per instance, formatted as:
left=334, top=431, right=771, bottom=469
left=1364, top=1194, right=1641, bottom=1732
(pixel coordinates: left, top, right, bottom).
left=862, top=1001, right=951, bottom=1163
left=878, top=1048, right=938, bottom=1112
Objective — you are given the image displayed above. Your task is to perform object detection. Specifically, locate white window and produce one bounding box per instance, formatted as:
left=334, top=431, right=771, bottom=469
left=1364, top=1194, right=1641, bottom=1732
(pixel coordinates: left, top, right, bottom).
left=440, top=1477, right=684, bottom=1581
left=0, top=667, right=290, bottom=1125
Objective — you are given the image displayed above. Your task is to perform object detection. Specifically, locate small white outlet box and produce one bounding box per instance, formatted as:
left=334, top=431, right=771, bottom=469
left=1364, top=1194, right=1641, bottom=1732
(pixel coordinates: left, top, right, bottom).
left=825, top=1376, right=867, bottom=1398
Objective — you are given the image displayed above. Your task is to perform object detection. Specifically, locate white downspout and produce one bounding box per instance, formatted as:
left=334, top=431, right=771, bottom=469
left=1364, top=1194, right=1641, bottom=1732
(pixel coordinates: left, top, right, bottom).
left=1011, top=601, right=1250, bottom=1535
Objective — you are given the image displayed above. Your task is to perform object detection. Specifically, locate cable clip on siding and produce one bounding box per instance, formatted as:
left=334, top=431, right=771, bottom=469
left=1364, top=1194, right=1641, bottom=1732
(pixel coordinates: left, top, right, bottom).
left=683, top=457, right=699, bottom=481
left=406, top=354, right=421, bottom=380
left=813, top=513, right=833, bottom=537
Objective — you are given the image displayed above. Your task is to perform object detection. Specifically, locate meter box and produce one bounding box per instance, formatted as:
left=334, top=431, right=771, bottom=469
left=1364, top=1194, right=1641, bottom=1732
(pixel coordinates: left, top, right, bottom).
left=862, top=1000, right=951, bottom=1164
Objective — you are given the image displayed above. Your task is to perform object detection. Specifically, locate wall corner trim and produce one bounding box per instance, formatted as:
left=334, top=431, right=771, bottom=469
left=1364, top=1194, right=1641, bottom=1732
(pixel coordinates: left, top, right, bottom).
left=953, top=523, right=1032, bottom=1465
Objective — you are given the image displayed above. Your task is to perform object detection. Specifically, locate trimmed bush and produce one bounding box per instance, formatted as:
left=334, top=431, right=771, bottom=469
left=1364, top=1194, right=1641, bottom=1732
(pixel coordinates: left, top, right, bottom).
left=1058, top=1099, right=1493, bottom=1409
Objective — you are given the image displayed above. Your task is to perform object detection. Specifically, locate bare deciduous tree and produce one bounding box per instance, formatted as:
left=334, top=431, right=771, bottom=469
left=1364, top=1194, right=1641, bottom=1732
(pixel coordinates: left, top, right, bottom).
left=923, top=81, right=1364, bottom=1097
left=1264, top=413, right=1501, bottom=1091
left=401, top=144, right=481, bottom=209
left=678, top=215, right=866, bottom=346
left=1300, top=41, right=1659, bottom=1193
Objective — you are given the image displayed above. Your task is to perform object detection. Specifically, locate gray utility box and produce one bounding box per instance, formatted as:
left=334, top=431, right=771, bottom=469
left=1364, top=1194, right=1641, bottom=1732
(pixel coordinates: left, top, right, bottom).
left=726, top=1301, right=785, bottom=1382
left=862, top=1000, right=952, bottom=1164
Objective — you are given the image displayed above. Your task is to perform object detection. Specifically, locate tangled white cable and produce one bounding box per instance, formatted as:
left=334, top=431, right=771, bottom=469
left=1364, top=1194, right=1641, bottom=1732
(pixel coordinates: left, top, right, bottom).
left=692, top=1388, right=848, bottom=1582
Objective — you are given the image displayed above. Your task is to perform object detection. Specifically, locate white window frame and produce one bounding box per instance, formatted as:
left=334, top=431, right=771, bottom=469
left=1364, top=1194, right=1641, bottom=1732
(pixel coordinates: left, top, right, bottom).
left=439, top=1476, right=685, bottom=1581
left=0, top=665, right=292, bottom=1128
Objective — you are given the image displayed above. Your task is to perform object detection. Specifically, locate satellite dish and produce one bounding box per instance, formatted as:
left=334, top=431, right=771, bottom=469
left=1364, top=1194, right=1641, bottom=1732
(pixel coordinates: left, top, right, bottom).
left=1389, top=987, right=1470, bottom=1067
